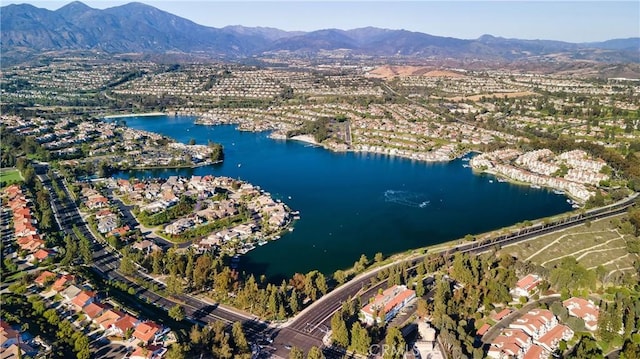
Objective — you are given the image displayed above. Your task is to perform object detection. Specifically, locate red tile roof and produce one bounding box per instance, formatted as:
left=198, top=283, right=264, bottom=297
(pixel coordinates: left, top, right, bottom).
left=131, top=344, right=163, bottom=359
left=96, top=309, right=124, bottom=330
left=33, top=248, right=55, bottom=261
left=563, top=297, right=599, bottom=329
left=492, top=308, right=513, bottom=321
left=537, top=324, right=572, bottom=350
left=83, top=302, right=110, bottom=320
left=71, top=291, right=96, bottom=309
left=34, top=271, right=57, bottom=286
left=523, top=344, right=548, bottom=359
left=114, top=314, right=138, bottom=333
left=361, top=285, right=416, bottom=318
left=133, top=321, right=161, bottom=343
left=477, top=323, right=491, bottom=336
left=516, top=274, right=541, bottom=292
left=52, top=274, right=75, bottom=292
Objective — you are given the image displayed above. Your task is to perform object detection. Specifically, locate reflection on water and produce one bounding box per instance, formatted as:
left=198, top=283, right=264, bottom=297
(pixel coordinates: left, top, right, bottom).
left=115, top=116, right=572, bottom=281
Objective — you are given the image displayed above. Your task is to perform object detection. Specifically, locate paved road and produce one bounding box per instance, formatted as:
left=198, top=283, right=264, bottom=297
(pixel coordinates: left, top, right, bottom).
left=271, top=192, right=639, bottom=357
left=104, top=186, right=191, bottom=249
left=37, top=162, right=638, bottom=358
left=39, top=169, right=272, bottom=344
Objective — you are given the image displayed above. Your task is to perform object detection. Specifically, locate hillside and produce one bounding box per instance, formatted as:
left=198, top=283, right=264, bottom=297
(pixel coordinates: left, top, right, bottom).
left=1, top=1, right=638, bottom=65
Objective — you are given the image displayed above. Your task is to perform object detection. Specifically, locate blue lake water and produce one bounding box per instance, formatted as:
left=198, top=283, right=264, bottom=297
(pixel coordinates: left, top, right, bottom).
left=115, top=115, right=572, bottom=281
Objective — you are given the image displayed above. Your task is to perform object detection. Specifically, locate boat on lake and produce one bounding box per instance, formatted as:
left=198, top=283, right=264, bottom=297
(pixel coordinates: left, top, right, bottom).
left=530, top=184, right=541, bottom=189
left=553, top=189, right=565, bottom=195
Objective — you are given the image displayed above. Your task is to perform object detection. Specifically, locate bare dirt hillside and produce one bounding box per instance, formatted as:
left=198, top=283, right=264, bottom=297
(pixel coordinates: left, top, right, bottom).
left=367, top=65, right=466, bottom=79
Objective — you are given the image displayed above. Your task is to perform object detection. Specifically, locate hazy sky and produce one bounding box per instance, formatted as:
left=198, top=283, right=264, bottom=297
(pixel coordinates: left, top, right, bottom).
left=7, top=1, right=640, bottom=42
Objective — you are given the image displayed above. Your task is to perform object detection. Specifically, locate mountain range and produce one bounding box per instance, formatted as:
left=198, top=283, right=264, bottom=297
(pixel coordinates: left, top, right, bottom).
left=2, top=1, right=639, bottom=65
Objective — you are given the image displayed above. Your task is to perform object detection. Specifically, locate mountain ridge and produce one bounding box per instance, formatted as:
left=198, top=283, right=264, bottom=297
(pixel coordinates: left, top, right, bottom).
left=1, top=1, right=638, bottom=64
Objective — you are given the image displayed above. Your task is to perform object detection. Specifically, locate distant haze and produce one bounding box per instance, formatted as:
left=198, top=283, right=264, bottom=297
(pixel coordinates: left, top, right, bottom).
left=12, top=0, right=640, bottom=43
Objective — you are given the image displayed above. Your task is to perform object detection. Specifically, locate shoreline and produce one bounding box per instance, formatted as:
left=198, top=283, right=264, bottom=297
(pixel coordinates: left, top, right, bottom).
left=151, top=113, right=587, bottom=202
left=104, top=112, right=166, bottom=119
left=470, top=166, right=589, bottom=204
left=289, top=134, right=319, bottom=145
left=119, top=160, right=221, bottom=172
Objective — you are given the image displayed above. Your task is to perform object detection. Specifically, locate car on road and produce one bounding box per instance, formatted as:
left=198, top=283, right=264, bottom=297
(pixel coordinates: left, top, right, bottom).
left=284, top=344, right=292, bottom=350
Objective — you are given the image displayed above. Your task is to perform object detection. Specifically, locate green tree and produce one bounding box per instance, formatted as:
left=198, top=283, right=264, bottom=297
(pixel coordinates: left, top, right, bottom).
left=383, top=327, right=406, bottom=359
left=306, top=346, right=324, bottom=359
left=74, top=335, right=90, bottom=359
left=289, top=289, right=300, bottom=313
left=315, top=273, right=328, bottom=296
left=166, top=272, right=184, bottom=296
left=567, top=335, right=603, bottom=359
left=330, top=312, right=349, bottom=347
left=232, top=321, right=249, bottom=352
left=289, top=347, right=304, bottom=359
left=333, top=270, right=347, bottom=285
left=374, top=252, right=384, bottom=263
left=165, top=343, right=187, bottom=359
left=620, top=338, right=640, bottom=359
left=349, top=322, right=371, bottom=354
left=415, top=279, right=425, bottom=297
left=168, top=304, right=185, bottom=322
left=78, top=235, right=92, bottom=264
left=416, top=298, right=429, bottom=318
left=119, top=256, right=136, bottom=275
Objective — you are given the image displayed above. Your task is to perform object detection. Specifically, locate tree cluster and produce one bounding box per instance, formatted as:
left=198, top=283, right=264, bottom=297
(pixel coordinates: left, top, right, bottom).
left=136, top=195, right=195, bottom=226
left=1, top=294, right=91, bottom=359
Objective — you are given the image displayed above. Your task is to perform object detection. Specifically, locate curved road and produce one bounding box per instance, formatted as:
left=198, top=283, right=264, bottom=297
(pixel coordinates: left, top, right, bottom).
left=37, top=162, right=637, bottom=358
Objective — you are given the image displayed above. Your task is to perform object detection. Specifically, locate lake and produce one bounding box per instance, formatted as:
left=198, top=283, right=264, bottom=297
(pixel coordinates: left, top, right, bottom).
left=115, top=115, right=572, bottom=281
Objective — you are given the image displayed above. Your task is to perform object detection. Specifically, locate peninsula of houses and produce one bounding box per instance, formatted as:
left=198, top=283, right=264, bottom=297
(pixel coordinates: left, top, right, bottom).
left=470, top=149, right=610, bottom=203
left=85, top=174, right=295, bottom=256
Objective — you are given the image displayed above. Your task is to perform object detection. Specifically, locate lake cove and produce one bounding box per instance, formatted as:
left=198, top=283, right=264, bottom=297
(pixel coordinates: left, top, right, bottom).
left=115, top=115, right=572, bottom=281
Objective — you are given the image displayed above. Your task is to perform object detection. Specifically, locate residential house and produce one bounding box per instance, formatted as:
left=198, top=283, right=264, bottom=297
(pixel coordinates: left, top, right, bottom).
left=34, top=271, right=57, bottom=287
left=510, top=309, right=557, bottom=340
left=29, top=248, right=55, bottom=264
left=97, top=215, right=118, bottom=234
left=130, top=344, right=167, bottom=359
left=52, top=274, right=75, bottom=292
left=492, top=308, right=513, bottom=322
left=563, top=297, right=599, bottom=331
left=0, top=320, right=19, bottom=349
left=488, top=328, right=532, bottom=359
left=477, top=323, right=491, bottom=337
left=132, top=240, right=161, bottom=255
left=96, top=309, right=124, bottom=331
left=522, top=344, right=549, bottom=359
left=133, top=321, right=162, bottom=345
left=512, top=274, right=541, bottom=298
left=109, top=225, right=131, bottom=238
left=112, top=314, right=138, bottom=338
left=82, top=302, right=110, bottom=321
left=60, top=285, right=82, bottom=302
left=86, top=195, right=108, bottom=210
left=360, top=285, right=416, bottom=325
left=0, top=343, right=37, bottom=359
left=536, top=325, right=573, bottom=352
left=70, top=291, right=97, bottom=312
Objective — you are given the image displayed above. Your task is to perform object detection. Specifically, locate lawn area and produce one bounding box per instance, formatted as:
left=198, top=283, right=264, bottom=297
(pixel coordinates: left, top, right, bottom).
left=499, top=214, right=639, bottom=276
left=0, top=168, right=22, bottom=187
